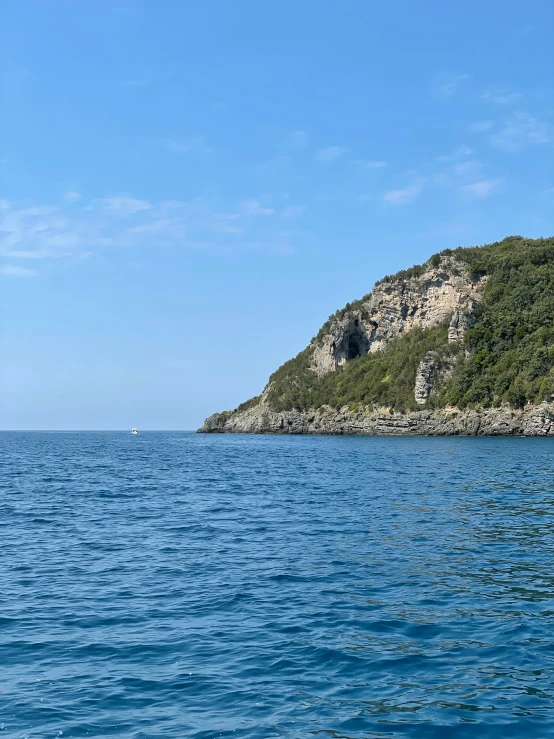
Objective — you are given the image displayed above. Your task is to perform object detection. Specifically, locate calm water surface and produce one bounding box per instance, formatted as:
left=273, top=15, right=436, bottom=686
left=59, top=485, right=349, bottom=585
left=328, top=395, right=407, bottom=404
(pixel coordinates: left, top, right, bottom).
left=1, top=432, right=554, bottom=738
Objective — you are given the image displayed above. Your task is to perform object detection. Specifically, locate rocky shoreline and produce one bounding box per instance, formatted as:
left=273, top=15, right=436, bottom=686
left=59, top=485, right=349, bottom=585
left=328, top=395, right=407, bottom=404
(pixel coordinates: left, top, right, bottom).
left=198, top=402, right=554, bottom=437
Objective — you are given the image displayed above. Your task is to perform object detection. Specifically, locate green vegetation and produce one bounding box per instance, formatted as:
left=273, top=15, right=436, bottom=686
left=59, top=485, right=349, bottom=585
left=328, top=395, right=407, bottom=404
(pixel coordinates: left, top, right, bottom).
left=378, top=263, right=427, bottom=284
left=252, top=236, right=554, bottom=413
left=236, top=395, right=262, bottom=412
left=267, top=322, right=458, bottom=412
left=438, top=236, right=554, bottom=408
left=313, top=297, right=371, bottom=346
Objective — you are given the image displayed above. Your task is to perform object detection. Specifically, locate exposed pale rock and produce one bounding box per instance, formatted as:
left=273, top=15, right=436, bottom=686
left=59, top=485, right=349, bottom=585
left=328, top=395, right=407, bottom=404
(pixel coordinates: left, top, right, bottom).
left=198, top=251, right=554, bottom=437
left=310, top=257, right=485, bottom=376
left=414, top=352, right=439, bottom=405
left=198, top=403, right=554, bottom=437
left=448, top=308, right=475, bottom=344
left=414, top=350, right=459, bottom=405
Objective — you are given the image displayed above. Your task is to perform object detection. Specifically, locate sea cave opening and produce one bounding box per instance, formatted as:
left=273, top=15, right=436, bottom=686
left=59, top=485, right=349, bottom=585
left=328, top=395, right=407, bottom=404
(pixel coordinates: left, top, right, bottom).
left=347, top=334, right=363, bottom=360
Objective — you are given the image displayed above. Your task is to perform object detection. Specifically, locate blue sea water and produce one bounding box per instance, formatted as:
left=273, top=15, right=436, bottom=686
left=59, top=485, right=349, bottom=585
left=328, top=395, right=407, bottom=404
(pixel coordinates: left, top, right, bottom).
left=1, top=432, right=554, bottom=738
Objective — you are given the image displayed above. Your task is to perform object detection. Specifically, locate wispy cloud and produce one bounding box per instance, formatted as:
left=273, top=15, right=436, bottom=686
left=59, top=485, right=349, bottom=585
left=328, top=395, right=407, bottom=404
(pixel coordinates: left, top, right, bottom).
left=251, top=155, right=294, bottom=178
left=460, top=179, right=501, bottom=198
left=164, top=137, right=213, bottom=155
left=489, top=112, right=551, bottom=152
left=451, top=160, right=485, bottom=178
left=94, top=196, right=152, bottom=216
left=382, top=179, right=425, bottom=205
left=118, top=78, right=152, bottom=89
left=433, top=157, right=491, bottom=192
left=467, top=120, right=495, bottom=133
left=0, top=194, right=309, bottom=265
left=216, top=223, right=243, bottom=235
left=438, top=146, right=473, bottom=162
left=240, top=200, right=275, bottom=215
left=434, top=72, right=470, bottom=98
left=482, top=89, right=522, bottom=105
left=63, top=191, right=81, bottom=203
left=315, top=146, right=349, bottom=163
left=289, top=130, right=308, bottom=149
left=0, top=202, right=85, bottom=260
left=351, top=159, right=388, bottom=169
left=281, top=205, right=306, bottom=219
left=0, top=264, right=39, bottom=277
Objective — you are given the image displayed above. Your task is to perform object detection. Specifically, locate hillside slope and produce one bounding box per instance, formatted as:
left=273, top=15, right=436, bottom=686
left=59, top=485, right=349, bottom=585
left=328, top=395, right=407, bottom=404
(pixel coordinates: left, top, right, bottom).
left=199, top=236, right=554, bottom=435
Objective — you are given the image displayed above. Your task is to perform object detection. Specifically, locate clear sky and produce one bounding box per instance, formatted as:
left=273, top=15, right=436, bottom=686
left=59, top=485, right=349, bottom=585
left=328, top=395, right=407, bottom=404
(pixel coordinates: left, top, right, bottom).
left=1, top=0, right=553, bottom=430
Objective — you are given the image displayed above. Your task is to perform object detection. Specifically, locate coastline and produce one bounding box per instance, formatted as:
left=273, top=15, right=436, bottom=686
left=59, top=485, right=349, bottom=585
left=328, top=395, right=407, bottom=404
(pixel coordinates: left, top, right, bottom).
left=198, top=402, right=554, bottom=436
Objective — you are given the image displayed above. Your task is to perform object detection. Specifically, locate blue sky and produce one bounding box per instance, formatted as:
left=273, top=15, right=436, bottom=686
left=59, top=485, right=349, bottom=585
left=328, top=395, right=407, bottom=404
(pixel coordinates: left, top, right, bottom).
left=1, top=0, right=553, bottom=429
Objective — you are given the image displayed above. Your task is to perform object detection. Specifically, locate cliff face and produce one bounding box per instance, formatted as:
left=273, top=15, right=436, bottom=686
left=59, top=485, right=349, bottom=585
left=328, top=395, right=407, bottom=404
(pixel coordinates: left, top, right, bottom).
left=310, top=257, right=483, bottom=375
left=199, top=236, right=554, bottom=436
left=199, top=403, right=554, bottom=436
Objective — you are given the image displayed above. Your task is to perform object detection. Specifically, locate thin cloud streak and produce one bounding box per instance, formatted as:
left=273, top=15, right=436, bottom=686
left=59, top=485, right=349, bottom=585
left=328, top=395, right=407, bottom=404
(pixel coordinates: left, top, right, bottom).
left=316, top=146, right=348, bottom=162
left=118, top=78, right=152, bottom=88
left=281, top=205, right=306, bottom=219
left=0, top=264, right=39, bottom=277
left=482, top=89, right=522, bottom=105
left=489, top=112, right=551, bottom=152
left=164, top=137, right=213, bottom=155
left=0, top=194, right=304, bottom=263
left=351, top=159, right=388, bottom=169
left=289, top=130, right=308, bottom=148
left=240, top=200, right=275, bottom=215
left=467, top=120, right=495, bottom=133
left=460, top=179, right=501, bottom=198
left=434, top=72, right=470, bottom=98
left=438, top=146, right=473, bottom=162
left=94, top=196, right=152, bottom=216
left=382, top=179, right=425, bottom=205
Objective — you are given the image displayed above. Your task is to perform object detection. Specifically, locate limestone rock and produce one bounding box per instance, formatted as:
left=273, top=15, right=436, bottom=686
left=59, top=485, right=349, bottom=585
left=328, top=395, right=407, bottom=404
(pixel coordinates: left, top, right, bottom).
left=198, top=403, right=554, bottom=437
left=448, top=308, right=475, bottom=344
left=414, top=349, right=459, bottom=406
left=414, top=352, right=438, bottom=405
left=311, top=256, right=485, bottom=376
left=197, top=248, right=554, bottom=438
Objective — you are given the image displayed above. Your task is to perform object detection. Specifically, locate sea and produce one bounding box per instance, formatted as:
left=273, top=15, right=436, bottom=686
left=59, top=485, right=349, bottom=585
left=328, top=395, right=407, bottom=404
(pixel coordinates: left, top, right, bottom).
left=2, top=431, right=554, bottom=738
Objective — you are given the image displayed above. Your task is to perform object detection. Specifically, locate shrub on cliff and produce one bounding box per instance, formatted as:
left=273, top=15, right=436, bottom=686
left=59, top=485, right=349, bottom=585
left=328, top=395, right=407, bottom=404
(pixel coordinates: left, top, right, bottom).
left=267, top=323, right=455, bottom=412
left=262, top=235, right=554, bottom=412
left=438, top=237, right=554, bottom=408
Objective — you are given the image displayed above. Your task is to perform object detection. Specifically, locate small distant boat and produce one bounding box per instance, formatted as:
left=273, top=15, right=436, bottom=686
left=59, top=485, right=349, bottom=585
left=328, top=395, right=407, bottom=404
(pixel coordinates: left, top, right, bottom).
left=131, top=428, right=138, bottom=435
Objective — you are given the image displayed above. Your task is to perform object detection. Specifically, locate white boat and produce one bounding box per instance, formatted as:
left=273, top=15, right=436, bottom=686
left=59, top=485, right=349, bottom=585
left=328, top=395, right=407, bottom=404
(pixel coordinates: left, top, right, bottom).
left=131, top=428, right=138, bottom=435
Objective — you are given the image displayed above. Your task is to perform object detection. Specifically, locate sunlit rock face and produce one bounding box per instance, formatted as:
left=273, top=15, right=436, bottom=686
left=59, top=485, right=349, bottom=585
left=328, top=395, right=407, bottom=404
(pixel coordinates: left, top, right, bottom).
left=310, top=257, right=485, bottom=376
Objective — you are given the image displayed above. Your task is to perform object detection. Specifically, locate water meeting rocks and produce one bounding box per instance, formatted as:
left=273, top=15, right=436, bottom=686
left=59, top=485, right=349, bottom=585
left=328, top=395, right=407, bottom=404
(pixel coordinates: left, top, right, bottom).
left=199, top=403, right=554, bottom=436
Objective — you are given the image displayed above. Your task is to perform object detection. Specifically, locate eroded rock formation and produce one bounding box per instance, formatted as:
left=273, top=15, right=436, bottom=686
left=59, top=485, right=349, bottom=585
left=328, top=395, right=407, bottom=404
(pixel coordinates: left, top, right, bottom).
left=311, top=257, right=484, bottom=375
left=198, top=245, right=554, bottom=436
left=199, top=403, right=554, bottom=437
left=414, top=352, right=441, bottom=405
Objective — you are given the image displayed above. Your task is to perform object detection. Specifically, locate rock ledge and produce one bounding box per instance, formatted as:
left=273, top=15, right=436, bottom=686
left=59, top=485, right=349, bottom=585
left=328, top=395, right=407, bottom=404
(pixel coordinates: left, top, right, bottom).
left=198, top=403, right=554, bottom=437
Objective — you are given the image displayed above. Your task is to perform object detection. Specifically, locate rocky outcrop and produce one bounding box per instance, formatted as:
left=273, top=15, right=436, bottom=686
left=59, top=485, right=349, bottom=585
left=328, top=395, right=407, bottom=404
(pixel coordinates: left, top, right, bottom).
left=410, top=308, right=474, bottom=406
left=448, top=308, right=475, bottom=344
left=311, top=256, right=484, bottom=376
left=415, top=352, right=441, bottom=405
left=198, top=244, right=554, bottom=437
left=198, top=403, right=554, bottom=437
left=413, top=349, right=460, bottom=406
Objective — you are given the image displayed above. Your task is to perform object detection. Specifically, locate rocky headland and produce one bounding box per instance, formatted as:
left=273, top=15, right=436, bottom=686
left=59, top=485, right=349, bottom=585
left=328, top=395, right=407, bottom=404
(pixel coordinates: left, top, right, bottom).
left=199, top=236, right=554, bottom=436
left=199, top=402, right=554, bottom=436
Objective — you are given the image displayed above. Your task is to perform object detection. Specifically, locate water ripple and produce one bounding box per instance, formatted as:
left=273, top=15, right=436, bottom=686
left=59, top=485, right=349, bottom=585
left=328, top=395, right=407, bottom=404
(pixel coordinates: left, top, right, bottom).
left=1, top=432, right=554, bottom=737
